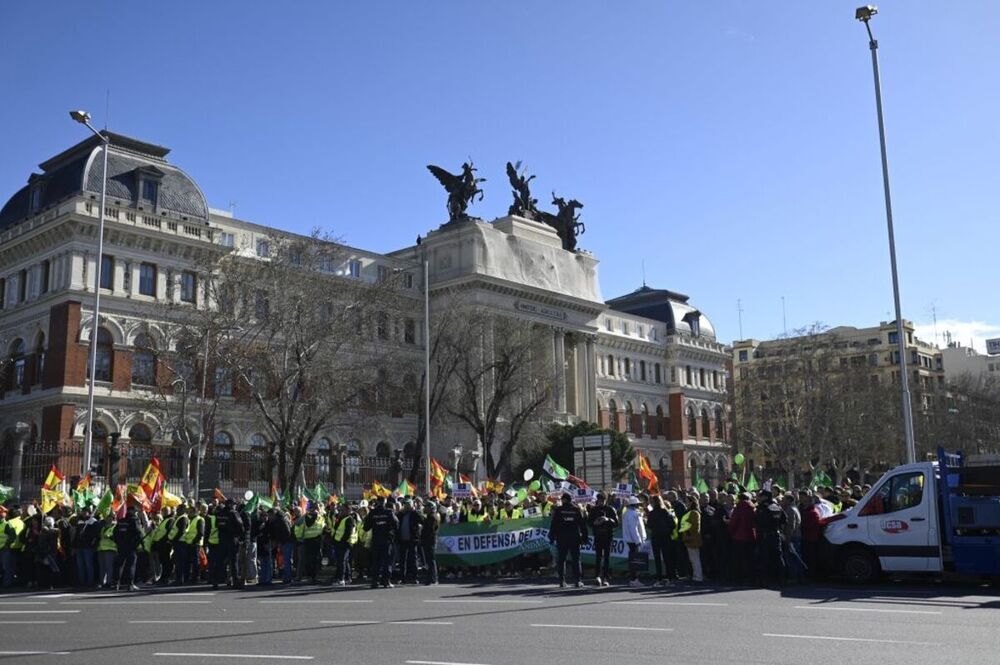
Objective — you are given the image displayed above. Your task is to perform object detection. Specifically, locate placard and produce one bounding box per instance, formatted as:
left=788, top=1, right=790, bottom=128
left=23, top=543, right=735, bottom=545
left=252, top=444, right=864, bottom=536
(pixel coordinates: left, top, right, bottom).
left=454, top=483, right=473, bottom=499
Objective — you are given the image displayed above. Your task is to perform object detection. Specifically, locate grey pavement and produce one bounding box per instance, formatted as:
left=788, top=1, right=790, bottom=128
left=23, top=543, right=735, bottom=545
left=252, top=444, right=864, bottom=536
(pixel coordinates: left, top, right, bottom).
left=0, top=580, right=997, bottom=665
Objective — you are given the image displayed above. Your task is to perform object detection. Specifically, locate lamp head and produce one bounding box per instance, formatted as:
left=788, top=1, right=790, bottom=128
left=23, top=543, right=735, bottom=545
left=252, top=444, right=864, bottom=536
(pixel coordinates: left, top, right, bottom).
left=69, top=110, right=91, bottom=124
left=855, top=5, right=877, bottom=22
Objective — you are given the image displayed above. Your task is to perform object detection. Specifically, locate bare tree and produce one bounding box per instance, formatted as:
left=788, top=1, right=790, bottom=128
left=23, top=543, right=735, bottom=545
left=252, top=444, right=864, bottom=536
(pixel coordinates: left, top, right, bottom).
left=446, top=310, right=556, bottom=482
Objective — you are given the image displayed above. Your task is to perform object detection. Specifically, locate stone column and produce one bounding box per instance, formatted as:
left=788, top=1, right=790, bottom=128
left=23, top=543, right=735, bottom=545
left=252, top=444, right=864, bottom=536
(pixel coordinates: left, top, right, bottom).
left=554, top=328, right=567, bottom=413
left=585, top=335, right=597, bottom=422
left=113, top=259, right=127, bottom=297
left=10, top=422, right=30, bottom=500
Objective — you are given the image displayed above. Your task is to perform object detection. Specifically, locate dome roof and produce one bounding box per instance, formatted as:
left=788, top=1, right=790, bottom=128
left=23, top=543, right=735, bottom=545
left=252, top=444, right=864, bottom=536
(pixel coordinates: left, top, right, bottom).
left=606, top=285, right=717, bottom=340
left=0, top=132, right=208, bottom=231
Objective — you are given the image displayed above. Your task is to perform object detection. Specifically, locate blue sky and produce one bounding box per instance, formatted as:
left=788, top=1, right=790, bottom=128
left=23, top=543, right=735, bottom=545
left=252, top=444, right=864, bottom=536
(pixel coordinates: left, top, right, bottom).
left=1, top=2, right=997, bottom=350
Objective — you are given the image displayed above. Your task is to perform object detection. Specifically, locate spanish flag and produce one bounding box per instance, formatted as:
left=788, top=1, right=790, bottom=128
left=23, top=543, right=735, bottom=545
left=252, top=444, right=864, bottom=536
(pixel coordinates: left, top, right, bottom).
left=139, top=458, right=165, bottom=510
left=41, top=488, right=65, bottom=515
left=77, top=474, right=92, bottom=491
left=637, top=453, right=659, bottom=494
left=42, top=465, right=64, bottom=491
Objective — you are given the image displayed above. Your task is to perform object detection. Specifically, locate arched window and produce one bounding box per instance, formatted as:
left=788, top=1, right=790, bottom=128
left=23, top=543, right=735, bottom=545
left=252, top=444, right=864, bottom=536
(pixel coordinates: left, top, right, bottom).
left=715, top=408, right=725, bottom=442
left=346, top=439, right=361, bottom=456
left=213, top=431, right=233, bottom=481
left=316, top=438, right=332, bottom=480
left=656, top=405, right=665, bottom=436
left=701, top=408, right=711, bottom=439
left=687, top=406, right=697, bottom=437
left=9, top=339, right=26, bottom=388
left=92, top=328, right=113, bottom=382
left=375, top=441, right=391, bottom=458
left=403, top=441, right=416, bottom=458
left=132, top=334, right=155, bottom=385
left=34, top=334, right=45, bottom=385
left=640, top=403, right=649, bottom=436
left=250, top=433, right=267, bottom=449
left=625, top=402, right=634, bottom=433
left=128, top=423, right=153, bottom=444
left=608, top=400, right=619, bottom=432
left=214, top=431, right=234, bottom=448
left=91, top=420, right=109, bottom=442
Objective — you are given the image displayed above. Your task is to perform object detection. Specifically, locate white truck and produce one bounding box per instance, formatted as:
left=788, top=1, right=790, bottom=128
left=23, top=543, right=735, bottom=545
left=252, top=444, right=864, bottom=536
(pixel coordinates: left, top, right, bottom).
left=823, top=448, right=1000, bottom=583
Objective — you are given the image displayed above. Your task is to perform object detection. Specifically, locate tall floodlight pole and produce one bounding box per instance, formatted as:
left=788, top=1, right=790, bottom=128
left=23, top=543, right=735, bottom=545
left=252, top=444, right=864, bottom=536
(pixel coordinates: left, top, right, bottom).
left=70, top=110, right=110, bottom=477
left=423, top=257, right=431, bottom=495
left=855, top=7, right=917, bottom=464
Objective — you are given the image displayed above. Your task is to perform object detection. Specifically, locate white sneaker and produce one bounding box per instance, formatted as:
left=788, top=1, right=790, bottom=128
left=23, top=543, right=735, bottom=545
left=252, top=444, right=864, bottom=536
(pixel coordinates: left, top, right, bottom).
left=629, top=579, right=643, bottom=588
left=595, top=576, right=603, bottom=587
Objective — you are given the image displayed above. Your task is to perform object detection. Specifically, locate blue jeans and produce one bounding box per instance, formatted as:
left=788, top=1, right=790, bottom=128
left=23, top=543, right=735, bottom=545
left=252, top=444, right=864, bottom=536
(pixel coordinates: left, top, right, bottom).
left=259, top=546, right=273, bottom=584
left=174, top=543, right=193, bottom=584
left=0, top=549, right=15, bottom=587
left=399, top=542, right=418, bottom=582
left=281, top=543, right=295, bottom=583
left=75, top=548, right=96, bottom=587
left=333, top=542, right=352, bottom=583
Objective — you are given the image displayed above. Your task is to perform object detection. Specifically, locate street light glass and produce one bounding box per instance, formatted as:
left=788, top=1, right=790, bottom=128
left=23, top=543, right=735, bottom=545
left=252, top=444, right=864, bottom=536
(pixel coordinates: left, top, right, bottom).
left=69, top=110, right=91, bottom=123
left=855, top=5, right=877, bottom=21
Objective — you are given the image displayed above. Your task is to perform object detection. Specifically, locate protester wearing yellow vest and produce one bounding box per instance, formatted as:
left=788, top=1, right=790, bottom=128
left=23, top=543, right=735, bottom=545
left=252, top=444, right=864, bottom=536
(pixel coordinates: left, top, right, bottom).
left=330, top=504, right=357, bottom=586
left=97, top=516, right=117, bottom=589
left=299, top=508, right=325, bottom=584
left=0, top=509, right=17, bottom=588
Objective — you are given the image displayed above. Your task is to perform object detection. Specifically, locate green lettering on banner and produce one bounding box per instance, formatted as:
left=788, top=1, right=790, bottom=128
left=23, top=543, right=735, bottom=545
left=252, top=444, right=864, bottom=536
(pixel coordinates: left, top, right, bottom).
left=435, top=517, right=645, bottom=571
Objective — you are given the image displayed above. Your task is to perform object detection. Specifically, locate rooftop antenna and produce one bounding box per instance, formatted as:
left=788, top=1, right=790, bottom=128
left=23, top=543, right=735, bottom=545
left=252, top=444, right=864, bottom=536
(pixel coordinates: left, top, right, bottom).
left=641, top=259, right=646, bottom=288
left=229, top=201, right=237, bottom=216
left=737, top=298, right=744, bottom=340
left=105, top=89, right=110, bottom=130
left=929, top=302, right=939, bottom=346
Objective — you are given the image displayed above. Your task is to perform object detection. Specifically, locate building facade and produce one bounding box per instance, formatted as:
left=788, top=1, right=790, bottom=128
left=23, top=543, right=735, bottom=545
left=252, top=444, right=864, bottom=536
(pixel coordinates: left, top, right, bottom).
left=1, top=132, right=729, bottom=489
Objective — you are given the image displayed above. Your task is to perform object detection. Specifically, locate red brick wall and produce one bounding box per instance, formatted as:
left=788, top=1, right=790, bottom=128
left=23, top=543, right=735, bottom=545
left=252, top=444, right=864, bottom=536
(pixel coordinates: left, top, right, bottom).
left=112, top=349, right=132, bottom=391
left=668, top=393, right=684, bottom=440
left=41, top=404, right=76, bottom=442
left=44, top=301, right=85, bottom=389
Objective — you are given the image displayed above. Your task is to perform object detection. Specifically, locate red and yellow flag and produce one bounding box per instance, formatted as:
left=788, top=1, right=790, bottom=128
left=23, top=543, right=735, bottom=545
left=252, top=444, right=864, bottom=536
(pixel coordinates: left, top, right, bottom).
left=139, top=458, right=165, bottom=511
left=42, top=465, right=64, bottom=491
left=76, top=474, right=91, bottom=491
left=637, top=453, right=659, bottom=494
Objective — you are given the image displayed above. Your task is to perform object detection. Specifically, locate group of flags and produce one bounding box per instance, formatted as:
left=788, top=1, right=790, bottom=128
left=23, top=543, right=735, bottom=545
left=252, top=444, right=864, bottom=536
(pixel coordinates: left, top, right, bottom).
left=35, top=460, right=184, bottom=518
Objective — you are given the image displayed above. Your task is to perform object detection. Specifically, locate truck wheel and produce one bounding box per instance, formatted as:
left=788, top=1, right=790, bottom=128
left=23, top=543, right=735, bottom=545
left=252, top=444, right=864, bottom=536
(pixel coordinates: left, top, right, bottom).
left=842, top=548, right=880, bottom=584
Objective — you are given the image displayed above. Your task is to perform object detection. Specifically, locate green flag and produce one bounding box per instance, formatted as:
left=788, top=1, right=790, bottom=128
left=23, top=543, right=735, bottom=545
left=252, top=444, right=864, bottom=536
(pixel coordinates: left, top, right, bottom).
left=258, top=495, right=275, bottom=510
left=314, top=482, right=331, bottom=503
left=95, top=488, right=113, bottom=517
left=543, top=455, right=570, bottom=481
left=746, top=473, right=760, bottom=491
left=0, top=484, right=13, bottom=504
left=812, top=469, right=833, bottom=488
left=695, top=475, right=710, bottom=494
left=301, top=486, right=316, bottom=503
left=244, top=493, right=260, bottom=513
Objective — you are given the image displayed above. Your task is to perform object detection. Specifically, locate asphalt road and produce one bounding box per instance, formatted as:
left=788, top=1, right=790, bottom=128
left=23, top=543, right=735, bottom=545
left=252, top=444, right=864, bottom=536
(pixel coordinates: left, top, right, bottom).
left=0, top=580, right=996, bottom=665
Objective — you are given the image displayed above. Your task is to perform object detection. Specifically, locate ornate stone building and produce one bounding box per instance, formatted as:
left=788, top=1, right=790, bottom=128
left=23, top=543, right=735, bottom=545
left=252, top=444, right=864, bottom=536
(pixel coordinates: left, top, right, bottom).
left=1, top=131, right=729, bottom=488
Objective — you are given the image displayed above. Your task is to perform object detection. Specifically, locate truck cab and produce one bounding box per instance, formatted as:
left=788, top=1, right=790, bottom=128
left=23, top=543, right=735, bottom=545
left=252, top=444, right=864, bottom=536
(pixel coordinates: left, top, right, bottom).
left=824, top=449, right=1000, bottom=583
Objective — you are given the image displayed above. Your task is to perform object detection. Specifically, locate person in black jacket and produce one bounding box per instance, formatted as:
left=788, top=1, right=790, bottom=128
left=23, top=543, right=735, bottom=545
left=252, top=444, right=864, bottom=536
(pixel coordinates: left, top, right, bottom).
left=114, top=508, right=144, bottom=591
left=396, top=499, right=422, bottom=584
left=363, top=497, right=399, bottom=589
left=212, top=500, right=245, bottom=589
left=548, top=493, right=589, bottom=588
left=72, top=508, right=100, bottom=588
left=420, top=502, right=441, bottom=585
left=647, top=495, right=676, bottom=585
left=587, top=493, right=618, bottom=587
left=267, top=508, right=294, bottom=584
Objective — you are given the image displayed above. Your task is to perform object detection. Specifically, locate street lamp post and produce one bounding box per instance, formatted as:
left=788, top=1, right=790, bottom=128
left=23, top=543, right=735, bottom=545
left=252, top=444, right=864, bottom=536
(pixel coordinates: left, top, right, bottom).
left=855, top=7, right=917, bottom=465
left=451, top=445, right=463, bottom=485
left=70, top=110, right=110, bottom=477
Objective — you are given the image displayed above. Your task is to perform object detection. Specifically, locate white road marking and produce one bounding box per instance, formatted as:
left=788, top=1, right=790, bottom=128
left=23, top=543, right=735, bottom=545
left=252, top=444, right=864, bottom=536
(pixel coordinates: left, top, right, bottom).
left=423, top=599, right=543, bottom=604
left=0, top=621, right=67, bottom=625
left=793, top=605, right=942, bottom=615
left=130, top=620, right=255, bottom=624
left=389, top=621, right=455, bottom=626
left=319, top=620, right=379, bottom=624
left=763, top=633, right=938, bottom=646
left=0, top=602, right=48, bottom=605
left=260, top=598, right=375, bottom=605
left=612, top=601, right=729, bottom=607
left=0, top=651, right=70, bottom=656
left=0, top=610, right=80, bottom=614
left=406, top=661, right=490, bottom=665
left=154, top=654, right=313, bottom=660
left=63, top=600, right=213, bottom=605
left=531, top=624, right=673, bottom=632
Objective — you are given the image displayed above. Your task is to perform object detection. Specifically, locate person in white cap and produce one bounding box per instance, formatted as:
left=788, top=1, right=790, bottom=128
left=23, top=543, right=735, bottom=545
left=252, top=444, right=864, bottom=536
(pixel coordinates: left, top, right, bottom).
left=621, top=496, right=647, bottom=587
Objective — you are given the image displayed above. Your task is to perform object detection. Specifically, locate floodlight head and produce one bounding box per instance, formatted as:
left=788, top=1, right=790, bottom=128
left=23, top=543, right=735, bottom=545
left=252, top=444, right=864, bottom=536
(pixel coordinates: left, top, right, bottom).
left=855, top=5, right=877, bottom=22
left=69, top=110, right=91, bottom=124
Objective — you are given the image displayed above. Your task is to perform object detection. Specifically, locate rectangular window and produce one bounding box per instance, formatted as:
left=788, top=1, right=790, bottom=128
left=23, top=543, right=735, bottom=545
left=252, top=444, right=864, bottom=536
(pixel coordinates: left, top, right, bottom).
left=215, top=367, right=233, bottom=396
left=888, top=331, right=899, bottom=344
left=0, top=278, right=5, bottom=309
left=403, top=272, right=414, bottom=289
left=348, top=260, right=362, bottom=278
left=637, top=325, right=644, bottom=338
left=219, top=232, right=235, bottom=248
left=605, top=319, right=613, bottom=332
left=100, top=254, right=113, bottom=290
left=738, top=350, right=748, bottom=362
left=639, top=360, right=646, bottom=381
left=624, top=358, right=631, bottom=375
left=404, top=318, right=416, bottom=344
left=41, top=260, right=50, bottom=294
left=621, top=321, right=629, bottom=335
left=256, top=239, right=270, bottom=258
left=18, top=269, right=28, bottom=302
left=142, top=180, right=158, bottom=202
left=180, top=271, right=197, bottom=303
left=654, top=363, right=661, bottom=383
left=377, top=265, right=390, bottom=284
left=319, top=255, right=334, bottom=272
left=685, top=366, right=692, bottom=385
left=139, top=263, right=157, bottom=296
left=29, top=187, right=42, bottom=212
left=607, top=355, right=615, bottom=376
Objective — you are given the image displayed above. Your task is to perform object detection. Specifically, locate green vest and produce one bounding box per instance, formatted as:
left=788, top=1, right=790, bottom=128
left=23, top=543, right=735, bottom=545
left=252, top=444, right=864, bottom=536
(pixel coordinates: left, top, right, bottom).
left=167, top=516, right=185, bottom=541
left=293, top=518, right=306, bottom=541
left=0, top=518, right=8, bottom=550
left=206, top=514, right=219, bottom=545
left=181, top=515, right=204, bottom=546
left=333, top=515, right=357, bottom=545
left=8, top=517, right=25, bottom=551
left=98, top=524, right=118, bottom=552
left=151, top=518, right=172, bottom=544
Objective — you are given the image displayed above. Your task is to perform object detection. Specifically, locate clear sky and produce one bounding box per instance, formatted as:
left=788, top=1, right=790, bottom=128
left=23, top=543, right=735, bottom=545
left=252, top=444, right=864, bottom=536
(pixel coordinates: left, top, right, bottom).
left=1, top=2, right=997, bottom=351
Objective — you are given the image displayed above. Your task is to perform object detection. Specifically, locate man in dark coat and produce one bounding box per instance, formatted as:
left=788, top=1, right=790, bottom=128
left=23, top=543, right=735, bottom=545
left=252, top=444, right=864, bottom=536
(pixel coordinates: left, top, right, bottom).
left=548, top=493, right=588, bottom=588
left=363, top=497, right=399, bottom=589
left=114, top=508, right=144, bottom=591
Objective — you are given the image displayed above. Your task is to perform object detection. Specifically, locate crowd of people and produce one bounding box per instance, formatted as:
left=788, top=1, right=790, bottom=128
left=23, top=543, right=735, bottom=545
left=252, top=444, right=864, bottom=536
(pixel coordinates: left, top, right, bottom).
left=0, top=481, right=865, bottom=592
